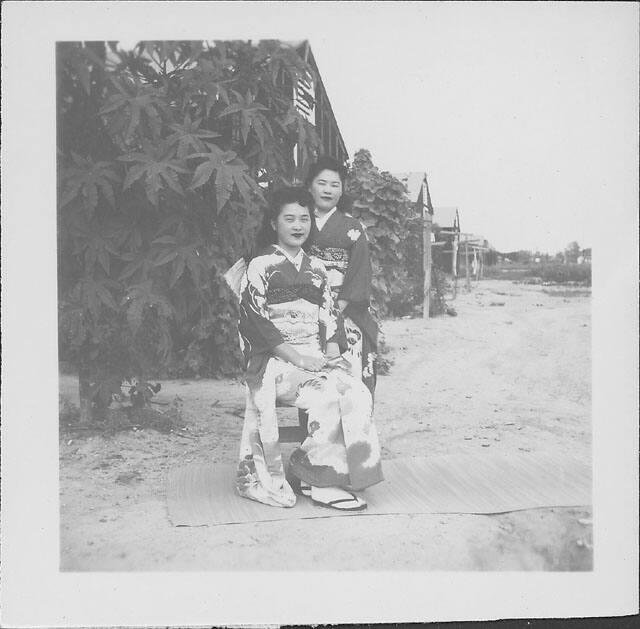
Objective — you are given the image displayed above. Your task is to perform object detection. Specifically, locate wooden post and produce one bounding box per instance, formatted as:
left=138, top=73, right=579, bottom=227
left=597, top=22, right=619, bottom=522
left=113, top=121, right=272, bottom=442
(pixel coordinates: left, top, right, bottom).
left=452, top=235, right=458, bottom=299
left=422, top=206, right=432, bottom=318
left=473, top=247, right=480, bottom=283
left=78, top=356, right=92, bottom=425
left=479, top=249, right=484, bottom=280
left=465, top=242, right=471, bottom=291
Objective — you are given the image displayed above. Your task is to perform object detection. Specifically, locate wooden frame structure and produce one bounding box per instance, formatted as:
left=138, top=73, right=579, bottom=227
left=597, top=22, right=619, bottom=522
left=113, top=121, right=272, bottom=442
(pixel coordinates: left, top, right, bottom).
left=457, top=234, right=491, bottom=291
left=392, top=172, right=435, bottom=318
left=432, top=207, right=461, bottom=298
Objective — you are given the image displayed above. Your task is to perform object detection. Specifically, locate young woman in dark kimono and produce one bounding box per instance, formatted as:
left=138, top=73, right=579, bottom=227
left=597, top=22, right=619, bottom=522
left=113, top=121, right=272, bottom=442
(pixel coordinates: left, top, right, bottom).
left=304, top=158, right=379, bottom=396
left=236, top=187, right=383, bottom=510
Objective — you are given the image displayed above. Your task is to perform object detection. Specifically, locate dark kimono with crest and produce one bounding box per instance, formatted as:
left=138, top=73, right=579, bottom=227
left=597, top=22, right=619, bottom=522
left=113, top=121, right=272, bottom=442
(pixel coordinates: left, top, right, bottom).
left=306, top=210, right=379, bottom=396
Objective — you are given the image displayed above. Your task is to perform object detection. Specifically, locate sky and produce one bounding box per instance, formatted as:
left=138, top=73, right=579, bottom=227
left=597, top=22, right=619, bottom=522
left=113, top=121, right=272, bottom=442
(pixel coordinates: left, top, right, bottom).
left=298, top=3, right=638, bottom=253
left=68, top=3, right=639, bottom=253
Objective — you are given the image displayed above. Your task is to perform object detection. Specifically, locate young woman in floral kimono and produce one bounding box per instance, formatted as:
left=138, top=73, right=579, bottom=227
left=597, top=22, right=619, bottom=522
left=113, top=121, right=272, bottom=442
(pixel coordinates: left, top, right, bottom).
left=236, top=187, right=383, bottom=511
left=304, top=157, right=379, bottom=397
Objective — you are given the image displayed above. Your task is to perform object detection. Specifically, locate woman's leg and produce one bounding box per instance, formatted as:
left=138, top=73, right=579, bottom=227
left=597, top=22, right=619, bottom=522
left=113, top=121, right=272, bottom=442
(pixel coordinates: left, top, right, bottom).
left=342, top=315, right=363, bottom=380
left=236, top=359, right=297, bottom=508
left=288, top=370, right=383, bottom=492
left=332, top=370, right=384, bottom=490
left=343, top=315, right=377, bottom=398
left=236, top=360, right=383, bottom=507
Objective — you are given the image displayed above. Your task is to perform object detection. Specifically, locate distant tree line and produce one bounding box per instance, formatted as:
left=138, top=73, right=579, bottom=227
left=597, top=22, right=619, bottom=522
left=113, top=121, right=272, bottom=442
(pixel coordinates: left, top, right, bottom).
left=497, top=241, right=591, bottom=265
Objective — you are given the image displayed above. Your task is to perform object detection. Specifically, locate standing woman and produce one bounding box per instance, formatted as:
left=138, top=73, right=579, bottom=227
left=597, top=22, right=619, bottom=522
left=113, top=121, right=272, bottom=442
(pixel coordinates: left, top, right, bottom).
left=305, top=157, right=378, bottom=396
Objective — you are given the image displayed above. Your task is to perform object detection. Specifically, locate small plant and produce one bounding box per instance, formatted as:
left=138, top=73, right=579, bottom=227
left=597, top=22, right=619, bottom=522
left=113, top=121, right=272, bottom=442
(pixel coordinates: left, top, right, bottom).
left=59, top=395, right=80, bottom=427
left=536, top=263, right=591, bottom=286
left=429, top=267, right=451, bottom=316
left=374, top=331, right=394, bottom=376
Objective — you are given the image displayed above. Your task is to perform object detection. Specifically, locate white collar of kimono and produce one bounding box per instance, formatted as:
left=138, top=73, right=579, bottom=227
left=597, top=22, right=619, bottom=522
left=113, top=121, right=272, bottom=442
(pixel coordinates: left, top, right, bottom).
left=274, top=244, right=304, bottom=271
left=314, top=206, right=337, bottom=231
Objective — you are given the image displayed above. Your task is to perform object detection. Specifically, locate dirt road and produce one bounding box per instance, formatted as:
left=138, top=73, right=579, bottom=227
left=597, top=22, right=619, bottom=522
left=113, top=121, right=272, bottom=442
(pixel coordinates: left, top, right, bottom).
left=59, top=279, right=592, bottom=570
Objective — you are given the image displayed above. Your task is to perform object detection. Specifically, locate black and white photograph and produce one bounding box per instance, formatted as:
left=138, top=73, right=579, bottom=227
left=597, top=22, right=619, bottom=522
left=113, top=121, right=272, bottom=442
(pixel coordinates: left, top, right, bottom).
left=2, top=1, right=638, bottom=626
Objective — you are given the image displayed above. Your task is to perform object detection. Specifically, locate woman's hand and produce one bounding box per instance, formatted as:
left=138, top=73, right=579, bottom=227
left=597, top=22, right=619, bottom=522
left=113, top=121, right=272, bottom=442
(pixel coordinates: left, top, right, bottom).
left=337, top=299, right=348, bottom=313
left=298, top=355, right=326, bottom=372
left=272, top=342, right=326, bottom=371
left=325, top=342, right=341, bottom=360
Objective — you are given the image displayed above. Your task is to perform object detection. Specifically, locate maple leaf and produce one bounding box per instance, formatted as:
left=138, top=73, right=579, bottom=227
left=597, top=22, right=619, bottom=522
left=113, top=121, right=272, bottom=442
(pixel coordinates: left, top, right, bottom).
left=69, top=216, right=121, bottom=276
left=188, top=143, right=235, bottom=186
left=255, top=40, right=310, bottom=86
left=188, top=143, right=264, bottom=212
left=180, top=57, right=230, bottom=116
left=99, top=85, right=169, bottom=140
left=277, top=105, right=321, bottom=162
left=60, top=154, right=120, bottom=216
left=75, top=277, right=120, bottom=319
left=118, top=140, right=189, bottom=205
left=122, top=280, right=176, bottom=333
left=141, top=41, right=183, bottom=68
left=59, top=43, right=95, bottom=94
left=118, top=251, right=155, bottom=283
left=167, top=114, right=220, bottom=159
left=219, top=90, right=270, bottom=145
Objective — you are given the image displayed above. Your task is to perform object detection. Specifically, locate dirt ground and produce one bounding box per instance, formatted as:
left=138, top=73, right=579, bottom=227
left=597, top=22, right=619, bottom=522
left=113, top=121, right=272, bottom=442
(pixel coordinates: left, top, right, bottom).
left=59, top=278, right=592, bottom=571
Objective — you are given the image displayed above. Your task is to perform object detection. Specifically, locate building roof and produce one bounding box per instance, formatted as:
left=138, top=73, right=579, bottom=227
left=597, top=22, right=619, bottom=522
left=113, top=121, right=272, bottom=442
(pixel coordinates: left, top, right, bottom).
left=433, top=206, right=460, bottom=230
left=457, top=233, right=496, bottom=251
left=391, top=172, right=425, bottom=203
left=462, top=233, right=485, bottom=244
left=290, top=40, right=348, bottom=161
left=391, top=171, right=434, bottom=213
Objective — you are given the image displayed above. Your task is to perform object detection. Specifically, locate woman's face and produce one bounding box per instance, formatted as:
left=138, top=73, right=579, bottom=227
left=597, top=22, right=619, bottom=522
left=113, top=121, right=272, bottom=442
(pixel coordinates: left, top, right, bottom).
left=309, top=169, right=343, bottom=213
left=272, top=202, right=312, bottom=252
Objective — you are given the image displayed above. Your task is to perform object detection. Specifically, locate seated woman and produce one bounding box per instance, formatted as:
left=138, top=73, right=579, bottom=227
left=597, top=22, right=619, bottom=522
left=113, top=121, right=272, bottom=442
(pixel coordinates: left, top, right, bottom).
left=236, top=187, right=384, bottom=511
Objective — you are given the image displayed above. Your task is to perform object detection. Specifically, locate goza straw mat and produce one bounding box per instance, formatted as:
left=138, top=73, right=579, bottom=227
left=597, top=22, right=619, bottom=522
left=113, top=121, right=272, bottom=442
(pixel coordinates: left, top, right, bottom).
left=167, top=452, right=591, bottom=526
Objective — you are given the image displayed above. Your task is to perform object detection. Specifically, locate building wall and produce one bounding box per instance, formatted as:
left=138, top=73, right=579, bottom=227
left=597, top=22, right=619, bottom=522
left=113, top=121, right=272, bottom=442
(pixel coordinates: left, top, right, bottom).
left=297, top=44, right=348, bottom=167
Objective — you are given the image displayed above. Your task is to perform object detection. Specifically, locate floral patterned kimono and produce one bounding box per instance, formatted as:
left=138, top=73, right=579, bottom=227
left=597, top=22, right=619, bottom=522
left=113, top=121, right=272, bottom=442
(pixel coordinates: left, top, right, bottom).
left=236, top=245, right=383, bottom=508
left=307, top=209, right=379, bottom=396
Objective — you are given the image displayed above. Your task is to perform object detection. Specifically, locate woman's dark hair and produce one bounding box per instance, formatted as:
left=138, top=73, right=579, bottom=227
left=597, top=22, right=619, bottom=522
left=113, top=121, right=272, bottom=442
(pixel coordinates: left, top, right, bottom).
left=249, top=186, right=315, bottom=259
left=304, top=156, right=348, bottom=188
left=304, top=156, right=351, bottom=212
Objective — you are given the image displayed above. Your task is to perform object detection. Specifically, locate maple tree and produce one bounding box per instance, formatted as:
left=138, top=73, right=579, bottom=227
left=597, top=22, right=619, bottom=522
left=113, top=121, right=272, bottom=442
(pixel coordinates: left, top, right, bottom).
left=57, top=40, right=321, bottom=422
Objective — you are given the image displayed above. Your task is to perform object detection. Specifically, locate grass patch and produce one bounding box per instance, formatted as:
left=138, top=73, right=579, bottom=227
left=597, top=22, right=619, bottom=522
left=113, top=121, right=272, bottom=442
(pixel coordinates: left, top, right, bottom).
left=59, top=394, right=186, bottom=438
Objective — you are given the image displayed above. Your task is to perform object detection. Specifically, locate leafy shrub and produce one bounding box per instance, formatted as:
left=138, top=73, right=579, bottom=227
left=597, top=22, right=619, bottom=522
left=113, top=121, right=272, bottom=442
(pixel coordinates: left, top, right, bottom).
left=429, top=267, right=451, bottom=316
left=534, top=263, right=591, bottom=286
left=59, top=395, right=80, bottom=426
left=346, top=149, right=421, bottom=318
left=483, top=262, right=591, bottom=286
left=374, top=331, right=394, bottom=376
left=57, top=40, right=321, bottom=421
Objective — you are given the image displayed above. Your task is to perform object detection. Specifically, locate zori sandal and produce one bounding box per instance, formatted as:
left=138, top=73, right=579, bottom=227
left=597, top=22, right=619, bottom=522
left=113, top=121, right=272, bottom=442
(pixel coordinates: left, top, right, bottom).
left=290, top=479, right=312, bottom=497
left=312, top=491, right=367, bottom=511
left=300, top=482, right=312, bottom=497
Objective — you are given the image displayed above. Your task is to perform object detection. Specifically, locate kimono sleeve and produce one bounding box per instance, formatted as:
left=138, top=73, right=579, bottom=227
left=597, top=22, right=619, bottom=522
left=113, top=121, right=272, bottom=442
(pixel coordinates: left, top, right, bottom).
left=339, top=222, right=372, bottom=305
left=238, top=258, right=285, bottom=357
left=318, top=264, right=348, bottom=353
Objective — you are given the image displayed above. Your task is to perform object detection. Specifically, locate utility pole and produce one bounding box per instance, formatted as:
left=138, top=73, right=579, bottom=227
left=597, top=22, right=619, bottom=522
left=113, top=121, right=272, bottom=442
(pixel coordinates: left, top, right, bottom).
left=452, top=235, right=458, bottom=299
left=422, top=204, right=432, bottom=318
left=465, top=241, right=471, bottom=291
